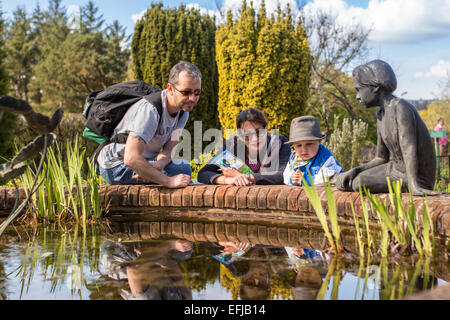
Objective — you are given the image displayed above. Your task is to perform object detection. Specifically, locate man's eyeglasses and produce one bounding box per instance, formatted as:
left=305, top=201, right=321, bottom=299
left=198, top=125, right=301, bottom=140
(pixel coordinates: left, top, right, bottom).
left=238, top=129, right=267, bottom=139
left=170, top=83, right=203, bottom=97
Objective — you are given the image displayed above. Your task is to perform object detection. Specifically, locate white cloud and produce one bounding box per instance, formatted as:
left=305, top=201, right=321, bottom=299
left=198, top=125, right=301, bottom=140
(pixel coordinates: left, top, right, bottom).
left=302, top=0, right=450, bottom=44
left=186, top=3, right=219, bottom=19
left=215, top=0, right=302, bottom=24
left=131, top=9, right=146, bottom=23
left=130, top=0, right=450, bottom=44
left=415, top=59, right=450, bottom=78
left=67, top=4, right=80, bottom=17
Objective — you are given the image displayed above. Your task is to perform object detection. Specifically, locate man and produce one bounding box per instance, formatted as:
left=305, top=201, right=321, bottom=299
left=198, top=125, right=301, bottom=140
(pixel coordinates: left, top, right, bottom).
left=98, top=61, right=202, bottom=188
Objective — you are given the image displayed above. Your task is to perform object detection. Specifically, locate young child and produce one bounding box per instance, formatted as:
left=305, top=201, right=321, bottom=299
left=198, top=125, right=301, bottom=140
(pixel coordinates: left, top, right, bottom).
left=283, top=116, right=342, bottom=186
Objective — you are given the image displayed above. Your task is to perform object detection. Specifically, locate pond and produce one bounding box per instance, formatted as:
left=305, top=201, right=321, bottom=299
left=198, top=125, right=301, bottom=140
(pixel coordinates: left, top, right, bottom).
left=0, top=218, right=449, bottom=300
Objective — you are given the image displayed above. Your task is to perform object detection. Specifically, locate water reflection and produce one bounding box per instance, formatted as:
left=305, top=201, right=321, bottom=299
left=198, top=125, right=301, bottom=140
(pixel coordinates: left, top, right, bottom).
left=101, top=239, right=193, bottom=300
left=0, top=221, right=448, bottom=300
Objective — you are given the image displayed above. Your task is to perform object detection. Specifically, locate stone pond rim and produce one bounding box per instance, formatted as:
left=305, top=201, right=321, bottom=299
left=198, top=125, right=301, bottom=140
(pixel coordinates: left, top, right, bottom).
left=0, top=184, right=449, bottom=237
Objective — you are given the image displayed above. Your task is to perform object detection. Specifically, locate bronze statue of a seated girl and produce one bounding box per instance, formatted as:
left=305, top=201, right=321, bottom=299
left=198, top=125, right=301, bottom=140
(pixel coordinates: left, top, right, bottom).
left=336, top=60, right=439, bottom=195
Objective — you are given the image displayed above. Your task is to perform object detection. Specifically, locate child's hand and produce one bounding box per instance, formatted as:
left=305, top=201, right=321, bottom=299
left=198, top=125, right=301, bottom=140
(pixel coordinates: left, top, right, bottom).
left=291, top=171, right=302, bottom=185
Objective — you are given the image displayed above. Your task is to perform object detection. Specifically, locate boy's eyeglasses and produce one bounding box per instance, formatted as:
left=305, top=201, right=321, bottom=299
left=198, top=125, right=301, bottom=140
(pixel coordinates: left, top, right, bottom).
left=170, top=83, right=203, bottom=96
left=238, top=129, right=267, bottom=139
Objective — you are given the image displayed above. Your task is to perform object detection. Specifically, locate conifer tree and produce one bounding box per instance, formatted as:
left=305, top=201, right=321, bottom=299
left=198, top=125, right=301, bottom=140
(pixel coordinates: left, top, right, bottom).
left=30, top=0, right=129, bottom=112
left=4, top=7, right=38, bottom=103
left=216, top=0, right=311, bottom=137
left=32, top=0, right=70, bottom=111
left=0, top=3, right=8, bottom=95
left=0, top=3, right=18, bottom=161
left=131, top=3, right=219, bottom=137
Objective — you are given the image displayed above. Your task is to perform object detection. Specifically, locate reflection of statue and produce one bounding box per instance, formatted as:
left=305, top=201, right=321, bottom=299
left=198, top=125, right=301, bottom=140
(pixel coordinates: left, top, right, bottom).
left=336, top=60, right=438, bottom=195
left=0, top=96, right=63, bottom=235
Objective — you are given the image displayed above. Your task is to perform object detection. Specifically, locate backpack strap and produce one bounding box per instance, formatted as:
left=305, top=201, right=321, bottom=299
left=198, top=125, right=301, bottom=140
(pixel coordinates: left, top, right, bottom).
left=91, top=92, right=165, bottom=164
left=91, top=91, right=185, bottom=165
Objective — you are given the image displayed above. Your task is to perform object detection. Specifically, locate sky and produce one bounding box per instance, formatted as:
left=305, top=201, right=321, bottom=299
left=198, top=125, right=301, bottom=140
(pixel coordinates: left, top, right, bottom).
left=2, top=0, right=450, bottom=100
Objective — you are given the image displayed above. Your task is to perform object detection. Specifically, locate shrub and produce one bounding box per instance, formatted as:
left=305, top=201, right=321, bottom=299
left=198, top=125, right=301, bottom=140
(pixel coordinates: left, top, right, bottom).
left=325, top=116, right=370, bottom=171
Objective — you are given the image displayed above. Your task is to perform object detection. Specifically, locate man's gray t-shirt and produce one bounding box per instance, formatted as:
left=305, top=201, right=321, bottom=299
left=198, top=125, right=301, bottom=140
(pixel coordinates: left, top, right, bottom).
left=97, top=89, right=189, bottom=169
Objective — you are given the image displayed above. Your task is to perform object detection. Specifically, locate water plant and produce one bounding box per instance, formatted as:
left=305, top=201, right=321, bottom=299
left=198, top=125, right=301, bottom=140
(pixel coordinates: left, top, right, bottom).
left=301, top=171, right=437, bottom=259
left=8, top=223, right=103, bottom=299
left=301, top=175, right=342, bottom=254
left=362, top=178, right=435, bottom=257
left=20, top=136, right=103, bottom=223
left=189, top=149, right=217, bottom=182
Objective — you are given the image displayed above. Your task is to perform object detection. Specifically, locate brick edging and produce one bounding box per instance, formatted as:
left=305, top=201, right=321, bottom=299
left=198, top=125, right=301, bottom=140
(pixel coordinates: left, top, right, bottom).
left=1, top=184, right=450, bottom=236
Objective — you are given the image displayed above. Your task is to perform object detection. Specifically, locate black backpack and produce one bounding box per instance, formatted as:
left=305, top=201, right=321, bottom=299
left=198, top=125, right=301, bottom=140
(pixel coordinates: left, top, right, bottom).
left=82, top=80, right=183, bottom=160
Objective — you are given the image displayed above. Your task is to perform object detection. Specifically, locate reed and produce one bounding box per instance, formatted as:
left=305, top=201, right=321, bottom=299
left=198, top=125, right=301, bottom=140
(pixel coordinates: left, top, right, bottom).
left=11, top=223, right=103, bottom=298
left=20, top=136, right=104, bottom=222
left=362, top=178, right=435, bottom=257
left=301, top=174, right=342, bottom=254
left=350, top=201, right=365, bottom=258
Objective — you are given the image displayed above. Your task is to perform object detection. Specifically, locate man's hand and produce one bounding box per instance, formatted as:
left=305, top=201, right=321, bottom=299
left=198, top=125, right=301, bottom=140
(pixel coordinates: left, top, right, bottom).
left=166, top=174, right=191, bottom=188
left=132, top=173, right=191, bottom=188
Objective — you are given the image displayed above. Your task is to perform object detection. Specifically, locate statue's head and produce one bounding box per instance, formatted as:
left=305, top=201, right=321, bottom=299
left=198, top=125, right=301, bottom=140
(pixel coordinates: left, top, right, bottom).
left=352, top=60, right=397, bottom=107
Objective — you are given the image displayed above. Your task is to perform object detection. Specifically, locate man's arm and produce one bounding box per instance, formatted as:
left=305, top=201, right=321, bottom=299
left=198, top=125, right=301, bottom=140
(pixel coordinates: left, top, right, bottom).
left=123, top=131, right=172, bottom=186
left=123, top=131, right=190, bottom=190
left=153, top=138, right=179, bottom=171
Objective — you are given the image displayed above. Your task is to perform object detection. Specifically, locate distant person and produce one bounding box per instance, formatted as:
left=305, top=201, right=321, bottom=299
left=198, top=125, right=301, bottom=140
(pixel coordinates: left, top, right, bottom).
left=283, top=115, right=343, bottom=186
left=434, top=118, right=447, bottom=156
left=98, top=61, right=203, bottom=188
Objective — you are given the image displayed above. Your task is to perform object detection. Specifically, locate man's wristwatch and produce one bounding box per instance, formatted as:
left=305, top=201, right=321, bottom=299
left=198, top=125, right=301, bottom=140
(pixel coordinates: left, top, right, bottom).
left=246, top=173, right=251, bottom=180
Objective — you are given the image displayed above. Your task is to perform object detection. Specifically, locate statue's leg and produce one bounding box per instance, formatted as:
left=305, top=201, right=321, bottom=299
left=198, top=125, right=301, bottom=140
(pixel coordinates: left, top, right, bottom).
left=351, top=164, right=408, bottom=193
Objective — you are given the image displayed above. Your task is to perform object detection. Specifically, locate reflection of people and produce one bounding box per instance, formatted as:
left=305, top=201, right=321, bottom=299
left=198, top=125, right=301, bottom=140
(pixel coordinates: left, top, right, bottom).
left=98, top=61, right=202, bottom=188
left=284, top=247, right=329, bottom=300
left=283, top=116, right=342, bottom=186
left=434, top=118, right=447, bottom=156
left=198, top=108, right=291, bottom=186
left=210, top=242, right=286, bottom=300
left=213, top=241, right=253, bottom=265
left=336, top=60, right=438, bottom=195
left=101, top=239, right=193, bottom=300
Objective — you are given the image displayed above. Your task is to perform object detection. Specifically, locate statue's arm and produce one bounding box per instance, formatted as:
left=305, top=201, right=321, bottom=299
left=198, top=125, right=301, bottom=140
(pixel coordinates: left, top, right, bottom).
left=397, top=103, right=440, bottom=195
left=336, top=127, right=388, bottom=190
left=350, top=127, right=389, bottom=175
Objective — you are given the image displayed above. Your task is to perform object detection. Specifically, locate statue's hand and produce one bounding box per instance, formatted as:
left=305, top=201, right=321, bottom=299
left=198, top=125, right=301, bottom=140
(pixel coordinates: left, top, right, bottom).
left=336, top=168, right=359, bottom=191
left=410, top=186, right=443, bottom=196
